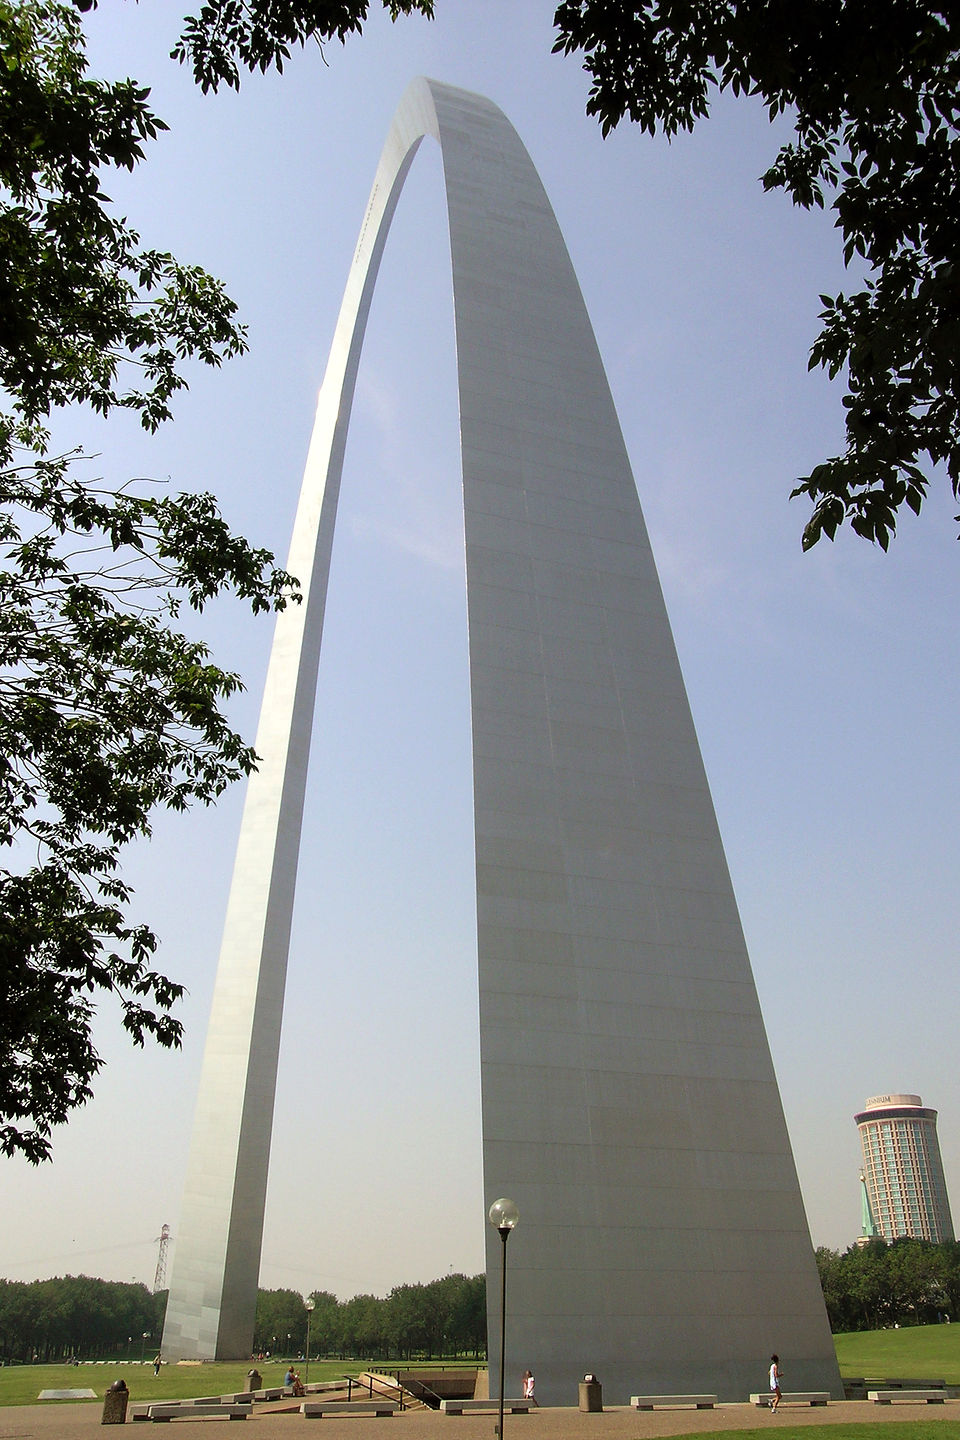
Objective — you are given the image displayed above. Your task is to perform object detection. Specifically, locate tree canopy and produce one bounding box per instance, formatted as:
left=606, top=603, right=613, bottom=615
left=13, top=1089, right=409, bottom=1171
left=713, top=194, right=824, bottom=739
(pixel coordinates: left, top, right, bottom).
left=552, top=1, right=960, bottom=549
left=0, top=1272, right=485, bottom=1363
left=816, top=1238, right=960, bottom=1331
left=170, top=0, right=435, bottom=95
left=0, top=0, right=297, bottom=1161
left=253, top=1275, right=486, bottom=1360
left=0, top=1273, right=163, bottom=1362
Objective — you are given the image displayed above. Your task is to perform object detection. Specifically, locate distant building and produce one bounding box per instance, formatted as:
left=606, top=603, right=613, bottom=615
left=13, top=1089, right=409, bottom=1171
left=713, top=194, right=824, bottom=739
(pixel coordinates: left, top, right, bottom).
left=855, top=1094, right=955, bottom=1243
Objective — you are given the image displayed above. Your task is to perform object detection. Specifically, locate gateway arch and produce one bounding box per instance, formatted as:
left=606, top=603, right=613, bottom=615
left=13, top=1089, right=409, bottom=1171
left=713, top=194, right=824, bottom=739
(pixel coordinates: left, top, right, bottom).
left=162, top=78, right=839, bottom=1403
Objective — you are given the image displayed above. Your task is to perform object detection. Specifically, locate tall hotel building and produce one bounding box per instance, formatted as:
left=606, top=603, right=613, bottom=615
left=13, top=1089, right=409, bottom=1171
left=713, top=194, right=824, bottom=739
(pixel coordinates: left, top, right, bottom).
left=855, top=1094, right=955, bottom=1243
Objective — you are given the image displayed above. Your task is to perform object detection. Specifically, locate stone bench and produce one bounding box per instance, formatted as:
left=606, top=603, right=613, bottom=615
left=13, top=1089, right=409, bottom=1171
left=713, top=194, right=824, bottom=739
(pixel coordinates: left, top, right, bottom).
left=302, top=1401, right=399, bottom=1418
left=131, top=1397, right=223, bottom=1418
left=440, top=1399, right=532, bottom=1415
left=140, top=1402, right=253, bottom=1421
left=135, top=1399, right=227, bottom=1422
left=750, top=1392, right=829, bottom=1407
left=868, top=1389, right=946, bottom=1404
left=222, top=1389, right=292, bottom=1402
left=631, top=1395, right=717, bottom=1410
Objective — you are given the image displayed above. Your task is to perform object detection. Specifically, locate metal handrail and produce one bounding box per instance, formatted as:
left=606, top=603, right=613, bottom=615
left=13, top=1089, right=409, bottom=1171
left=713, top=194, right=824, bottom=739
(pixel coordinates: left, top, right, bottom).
left=395, top=1371, right=444, bottom=1410
left=338, top=1366, right=478, bottom=1412
left=368, top=1374, right=402, bottom=1410
left=342, top=1372, right=407, bottom=1411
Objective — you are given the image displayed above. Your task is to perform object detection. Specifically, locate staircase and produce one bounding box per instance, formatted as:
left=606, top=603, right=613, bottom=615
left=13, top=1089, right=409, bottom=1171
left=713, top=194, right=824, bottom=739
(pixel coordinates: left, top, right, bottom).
left=356, top=1372, right=434, bottom=1411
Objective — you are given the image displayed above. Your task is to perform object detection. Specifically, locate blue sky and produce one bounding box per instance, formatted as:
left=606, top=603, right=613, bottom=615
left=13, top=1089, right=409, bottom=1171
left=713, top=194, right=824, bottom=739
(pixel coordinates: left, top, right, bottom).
left=0, top=1, right=957, bottom=1301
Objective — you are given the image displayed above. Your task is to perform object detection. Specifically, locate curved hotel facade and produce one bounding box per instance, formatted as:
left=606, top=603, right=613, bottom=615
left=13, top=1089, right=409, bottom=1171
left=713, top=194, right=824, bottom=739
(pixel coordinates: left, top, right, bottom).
left=856, top=1094, right=955, bottom=1243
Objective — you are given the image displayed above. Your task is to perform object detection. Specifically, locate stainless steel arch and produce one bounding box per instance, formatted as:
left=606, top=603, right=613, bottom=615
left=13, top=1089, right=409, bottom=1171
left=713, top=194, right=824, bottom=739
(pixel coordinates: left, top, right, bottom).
left=162, top=77, right=839, bottom=1403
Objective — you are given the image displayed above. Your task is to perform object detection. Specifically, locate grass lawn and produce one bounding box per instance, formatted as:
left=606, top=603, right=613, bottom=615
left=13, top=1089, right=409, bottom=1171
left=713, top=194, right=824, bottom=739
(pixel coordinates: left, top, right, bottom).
left=0, top=1356, right=406, bottom=1407
left=669, top=1431, right=960, bottom=1440
left=835, top=1326, right=960, bottom=1382
left=5, top=1328, right=960, bottom=1411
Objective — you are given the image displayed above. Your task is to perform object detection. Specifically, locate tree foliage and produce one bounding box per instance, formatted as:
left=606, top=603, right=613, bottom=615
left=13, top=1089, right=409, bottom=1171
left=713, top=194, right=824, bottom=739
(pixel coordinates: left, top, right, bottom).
left=1, top=0, right=244, bottom=431
left=0, top=0, right=297, bottom=1162
left=170, top=0, right=435, bottom=95
left=0, top=1274, right=163, bottom=1362
left=252, top=1275, right=486, bottom=1360
left=816, top=1238, right=960, bottom=1331
left=553, top=1, right=960, bottom=550
left=253, top=1286, right=315, bottom=1356
left=0, top=1272, right=485, bottom=1363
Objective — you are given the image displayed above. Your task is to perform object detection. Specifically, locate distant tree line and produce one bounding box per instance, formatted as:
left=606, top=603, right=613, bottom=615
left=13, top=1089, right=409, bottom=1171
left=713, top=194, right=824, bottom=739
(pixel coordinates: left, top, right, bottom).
left=0, top=1272, right=485, bottom=1364
left=16, top=1243, right=960, bottom=1358
left=816, top=1238, right=960, bottom=1332
left=0, top=1276, right=165, bottom=1362
left=254, top=1275, right=486, bottom=1361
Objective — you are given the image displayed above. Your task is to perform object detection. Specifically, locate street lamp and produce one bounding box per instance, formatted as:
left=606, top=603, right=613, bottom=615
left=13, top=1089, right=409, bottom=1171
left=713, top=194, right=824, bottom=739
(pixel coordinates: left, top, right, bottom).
left=488, top=1199, right=519, bottom=1439
left=305, top=1298, right=316, bottom=1383
left=140, top=1332, right=150, bottom=1364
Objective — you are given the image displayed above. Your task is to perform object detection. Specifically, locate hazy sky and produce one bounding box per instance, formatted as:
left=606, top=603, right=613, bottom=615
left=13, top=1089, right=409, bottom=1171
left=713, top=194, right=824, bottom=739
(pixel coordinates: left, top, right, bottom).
left=1, top=2, right=957, bottom=1304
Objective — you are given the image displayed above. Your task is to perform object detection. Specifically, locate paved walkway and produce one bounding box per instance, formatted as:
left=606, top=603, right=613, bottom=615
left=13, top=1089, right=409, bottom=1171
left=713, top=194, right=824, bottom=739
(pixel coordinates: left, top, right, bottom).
left=1, top=1398, right=958, bottom=1439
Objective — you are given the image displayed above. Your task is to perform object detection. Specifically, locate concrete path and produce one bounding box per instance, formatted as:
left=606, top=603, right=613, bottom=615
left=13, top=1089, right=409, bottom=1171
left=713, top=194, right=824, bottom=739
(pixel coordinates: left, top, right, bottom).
left=1, top=1398, right=958, bottom=1439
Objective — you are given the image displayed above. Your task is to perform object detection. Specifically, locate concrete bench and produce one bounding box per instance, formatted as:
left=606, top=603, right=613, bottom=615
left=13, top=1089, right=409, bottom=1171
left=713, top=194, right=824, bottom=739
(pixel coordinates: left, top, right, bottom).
left=868, top=1390, right=946, bottom=1404
left=132, top=1404, right=231, bottom=1422
left=750, top=1392, right=829, bottom=1407
left=134, top=1405, right=223, bottom=1423
left=143, top=1402, right=253, bottom=1421
left=302, top=1401, right=399, bottom=1418
left=223, top=1389, right=294, bottom=1402
left=440, top=1399, right=532, bottom=1415
left=631, top=1395, right=717, bottom=1410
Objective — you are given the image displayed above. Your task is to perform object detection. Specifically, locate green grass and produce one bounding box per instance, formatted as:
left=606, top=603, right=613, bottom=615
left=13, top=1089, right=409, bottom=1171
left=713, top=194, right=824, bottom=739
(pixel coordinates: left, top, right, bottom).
left=835, top=1326, right=960, bottom=1382
left=5, top=1329, right=960, bottom=1411
left=669, top=1430, right=960, bottom=1440
left=0, top=1357, right=392, bottom=1407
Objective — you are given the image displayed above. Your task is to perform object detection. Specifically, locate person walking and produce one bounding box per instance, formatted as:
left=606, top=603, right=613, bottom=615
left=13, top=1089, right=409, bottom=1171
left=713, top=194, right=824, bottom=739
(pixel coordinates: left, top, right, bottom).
left=768, top=1355, right=782, bottom=1412
left=521, top=1370, right=538, bottom=1406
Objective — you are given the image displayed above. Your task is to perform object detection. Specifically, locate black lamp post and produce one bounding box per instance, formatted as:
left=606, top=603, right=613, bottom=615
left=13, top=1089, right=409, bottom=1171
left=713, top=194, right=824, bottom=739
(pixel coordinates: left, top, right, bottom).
left=305, top=1298, right=315, bottom=1383
left=487, top=1199, right=519, bottom=1438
